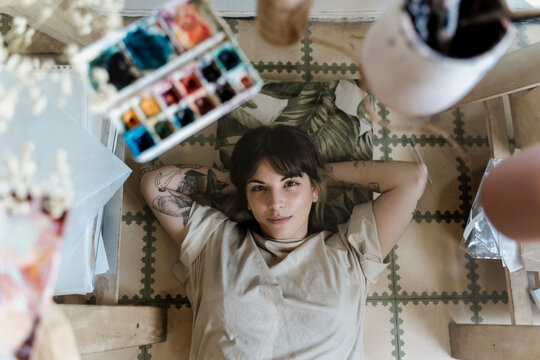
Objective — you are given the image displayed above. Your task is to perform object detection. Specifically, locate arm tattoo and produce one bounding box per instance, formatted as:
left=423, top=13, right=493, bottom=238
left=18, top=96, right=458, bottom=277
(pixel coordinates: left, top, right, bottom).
left=152, top=193, right=193, bottom=225
left=205, top=169, right=229, bottom=194
left=139, top=165, right=160, bottom=184
left=177, top=170, right=206, bottom=194
left=368, top=182, right=381, bottom=192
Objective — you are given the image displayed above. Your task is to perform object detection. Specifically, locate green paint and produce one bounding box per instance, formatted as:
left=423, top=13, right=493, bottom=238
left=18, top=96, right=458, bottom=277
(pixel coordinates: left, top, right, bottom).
left=137, top=344, right=152, bottom=360
left=301, top=24, right=313, bottom=81
left=457, top=158, right=472, bottom=223
left=254, top=61, right=304, bottom=74
left=119, top=293, right=191, bottom=308
left=412, top=210, right=463, bottom=224
left=225, top=18, right=239, bottom=35
left=311, top=62, right=358, bottom=75
left=376, top=104, right=393, bottom=161
left=466, top=257, right=483, bottom=323
left=122, top=210, right=146, bottom=225
left=390, top=302, right=405, bottom=359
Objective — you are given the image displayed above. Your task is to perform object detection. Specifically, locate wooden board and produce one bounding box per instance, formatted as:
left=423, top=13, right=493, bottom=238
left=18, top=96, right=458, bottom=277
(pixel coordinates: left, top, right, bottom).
left=509, top=86, right=540, bottom=149
left=455, top=43, right=540, bottom=108
left=484, top=97, right=512, bottom=158
left=60, top=305, right=167, bottom=354
left=504, top=268, right=534, bottom=325
left=449, top=322, right=540, bottom=360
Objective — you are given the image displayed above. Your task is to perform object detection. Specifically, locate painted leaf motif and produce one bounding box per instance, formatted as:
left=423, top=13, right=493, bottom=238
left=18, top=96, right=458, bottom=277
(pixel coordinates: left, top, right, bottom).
left=260, top=82, right=305, bottom=99
left=272, top=82, right=362, bottom=162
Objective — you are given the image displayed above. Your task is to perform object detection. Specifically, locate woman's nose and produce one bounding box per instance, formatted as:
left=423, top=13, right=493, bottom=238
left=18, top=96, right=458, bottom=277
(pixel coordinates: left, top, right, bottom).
left=267, top=189, right=285, bottom=209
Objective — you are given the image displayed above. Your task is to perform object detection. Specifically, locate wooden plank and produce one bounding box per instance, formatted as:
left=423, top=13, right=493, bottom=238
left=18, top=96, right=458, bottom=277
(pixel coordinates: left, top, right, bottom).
left=81, top=347, right=141, bottom=360
left=509, top=86, right=540, bottom=149
left=455, top=42, right=540, bottom=108
left=449, top=322, right=540, bottom=360
left=60, top=305, right=167, bottom=354
left=484, top=98, right=512, bottom=159
left=93, top=273, right=119, bottom=305
left=37, top=304, right=82, bottom=360
left=504, top=267, right=534, bottom=325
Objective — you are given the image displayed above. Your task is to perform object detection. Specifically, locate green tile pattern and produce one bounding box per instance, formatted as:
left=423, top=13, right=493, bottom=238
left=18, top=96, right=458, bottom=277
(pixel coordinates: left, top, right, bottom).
left=0, top=14, right=11, bottom=37
left=115, top=19, right=540, bottom=359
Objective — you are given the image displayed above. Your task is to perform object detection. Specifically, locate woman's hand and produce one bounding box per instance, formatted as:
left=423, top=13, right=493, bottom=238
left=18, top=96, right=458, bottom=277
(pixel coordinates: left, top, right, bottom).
left=327, top=161, right=428, bottom=258
left=139, top=165, right=235, bottom=246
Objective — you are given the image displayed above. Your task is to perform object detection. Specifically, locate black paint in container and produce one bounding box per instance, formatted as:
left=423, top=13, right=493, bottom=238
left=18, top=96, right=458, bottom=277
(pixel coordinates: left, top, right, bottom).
left=216, top=48, right=240, bottom=71
left=154, top=120, right=175, bottom=139
left=215, top=82, right=235, bottom=103
left=200, top=60, right=221, bottom=82
left=174, top=107, right=195, bottom=127
left=125, top=126, right=155, bottom=156
left=89, top=45, right=139, bottom=90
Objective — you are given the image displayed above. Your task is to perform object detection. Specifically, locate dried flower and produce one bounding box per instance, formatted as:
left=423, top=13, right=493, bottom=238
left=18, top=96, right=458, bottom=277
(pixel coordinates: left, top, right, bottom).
left=0, top=143, right=73, bottom=219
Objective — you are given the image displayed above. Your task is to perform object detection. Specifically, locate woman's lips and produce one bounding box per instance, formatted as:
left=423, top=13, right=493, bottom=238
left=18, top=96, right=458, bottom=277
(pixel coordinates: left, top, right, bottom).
left=267, top=216, right=292, bottom=225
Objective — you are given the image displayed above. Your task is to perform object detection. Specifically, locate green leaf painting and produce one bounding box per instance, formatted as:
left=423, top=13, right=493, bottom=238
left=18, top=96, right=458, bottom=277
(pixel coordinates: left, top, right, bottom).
left=214, top=80, right=374, bottom=229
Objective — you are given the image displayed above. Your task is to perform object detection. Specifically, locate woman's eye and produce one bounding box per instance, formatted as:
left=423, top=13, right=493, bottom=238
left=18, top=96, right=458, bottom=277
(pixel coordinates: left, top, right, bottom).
left=251, top=185, right=266, bottom=192
left=285, top=181, right=299, bottom=187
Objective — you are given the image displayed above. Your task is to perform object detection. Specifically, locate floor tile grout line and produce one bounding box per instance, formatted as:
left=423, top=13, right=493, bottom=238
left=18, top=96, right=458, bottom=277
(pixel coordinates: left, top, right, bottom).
left=253, top=61, right=305, bottom=74
left=302, top=24, right=314, bottom=81
left=121, top=207, right=157, bottom=302
left=390, top=301, right=405, bottom=359
left=452, top=108, right=486, bottom=324
left=368, top=290, right=507, bottom=301
left=137, top=344, right=151, bottom=360
left=374, top=102, right=402, bottom=359
left=0, top=14, right=11, bottom=37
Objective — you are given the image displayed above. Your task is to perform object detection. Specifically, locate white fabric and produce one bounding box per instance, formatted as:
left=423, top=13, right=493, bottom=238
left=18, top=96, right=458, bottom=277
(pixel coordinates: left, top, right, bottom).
left=173, top=201, right=388, bottom=359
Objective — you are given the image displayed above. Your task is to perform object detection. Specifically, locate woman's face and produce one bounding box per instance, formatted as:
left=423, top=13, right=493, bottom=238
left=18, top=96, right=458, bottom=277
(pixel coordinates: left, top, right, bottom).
left=246, top=159, right=318, bottom=239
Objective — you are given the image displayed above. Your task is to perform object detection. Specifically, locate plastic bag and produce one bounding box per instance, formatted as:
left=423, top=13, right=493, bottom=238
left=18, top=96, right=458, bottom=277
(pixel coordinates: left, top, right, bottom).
left=461, top=159, right=523, bottom=272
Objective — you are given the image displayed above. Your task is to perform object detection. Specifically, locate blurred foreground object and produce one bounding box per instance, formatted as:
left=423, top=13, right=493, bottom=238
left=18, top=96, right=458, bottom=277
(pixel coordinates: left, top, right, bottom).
left=481, top=143, right=540, bottom=242
left=256, top=0, right=314, bottom=45
left=0, top=151, right=72, bottom=359
left=361, top=0, right=514, bottom=116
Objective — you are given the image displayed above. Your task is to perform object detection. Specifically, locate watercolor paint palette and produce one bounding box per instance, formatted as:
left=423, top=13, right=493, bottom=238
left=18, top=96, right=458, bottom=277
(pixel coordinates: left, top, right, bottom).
left=73, top=0, right=262, bottom=162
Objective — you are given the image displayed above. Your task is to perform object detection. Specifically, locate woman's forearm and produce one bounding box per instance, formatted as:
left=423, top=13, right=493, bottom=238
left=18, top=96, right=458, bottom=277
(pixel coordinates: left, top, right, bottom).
left=140, top=164, right=236, bottom=196
left=326, top=160, right=427, bottom=193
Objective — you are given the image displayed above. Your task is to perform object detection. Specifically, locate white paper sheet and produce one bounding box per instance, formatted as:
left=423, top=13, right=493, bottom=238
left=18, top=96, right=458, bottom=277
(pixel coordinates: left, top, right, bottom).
left=0, top=66, right=131, bottom=295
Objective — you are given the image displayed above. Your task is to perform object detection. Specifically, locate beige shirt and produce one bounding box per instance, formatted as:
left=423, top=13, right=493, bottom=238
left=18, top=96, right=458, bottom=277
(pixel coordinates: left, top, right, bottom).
left=173, top=201, right=388, bottom=359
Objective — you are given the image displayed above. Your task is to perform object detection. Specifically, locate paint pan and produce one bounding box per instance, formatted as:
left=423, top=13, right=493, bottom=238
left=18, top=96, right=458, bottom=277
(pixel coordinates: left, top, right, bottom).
left=73, top=0, right=263, bottom=163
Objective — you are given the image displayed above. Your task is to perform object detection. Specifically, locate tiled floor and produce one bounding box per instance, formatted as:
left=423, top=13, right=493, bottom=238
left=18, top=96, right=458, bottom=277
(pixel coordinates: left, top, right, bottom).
left=112, top=19, right=540, bottom=360
left=106, top=19, right=540, bottom=359
left=2, top=11, right=539, bottom=359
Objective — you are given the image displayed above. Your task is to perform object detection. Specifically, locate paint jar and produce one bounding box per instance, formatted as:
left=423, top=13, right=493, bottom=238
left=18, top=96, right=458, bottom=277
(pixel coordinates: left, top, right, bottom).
left=361, top=0, right=514, bottom=117
left=256, top=0, right=314, bottom=46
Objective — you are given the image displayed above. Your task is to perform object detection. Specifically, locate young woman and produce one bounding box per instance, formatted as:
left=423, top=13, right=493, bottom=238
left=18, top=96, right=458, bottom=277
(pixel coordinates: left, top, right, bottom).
left=140, top=125, right=427, bottom=359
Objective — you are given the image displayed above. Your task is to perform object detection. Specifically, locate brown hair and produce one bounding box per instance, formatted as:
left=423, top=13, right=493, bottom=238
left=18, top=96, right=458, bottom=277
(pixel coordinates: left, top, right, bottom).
left=229, top=125, right=327, bottom=232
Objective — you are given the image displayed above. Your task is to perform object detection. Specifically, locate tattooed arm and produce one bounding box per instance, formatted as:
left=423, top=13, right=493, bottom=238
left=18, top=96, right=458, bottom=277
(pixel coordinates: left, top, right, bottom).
left=326, top=161, right=428, bottom=258
left=139, top=165, right=235, bottom=246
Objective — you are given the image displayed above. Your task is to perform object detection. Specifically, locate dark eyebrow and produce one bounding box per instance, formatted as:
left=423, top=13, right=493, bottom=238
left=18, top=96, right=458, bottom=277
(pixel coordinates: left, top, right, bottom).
left=247, top=176, right=296, bottom=184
